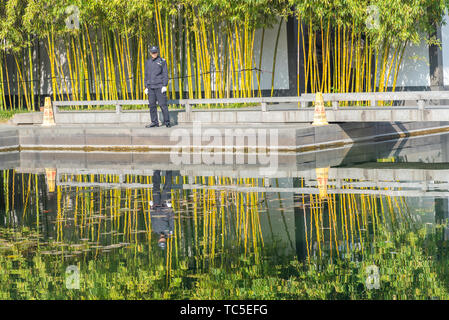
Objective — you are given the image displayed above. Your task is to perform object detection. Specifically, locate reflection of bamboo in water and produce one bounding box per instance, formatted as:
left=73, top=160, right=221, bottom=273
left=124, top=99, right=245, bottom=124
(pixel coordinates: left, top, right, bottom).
left=3, top=171, right=10, bottom=220
left=305, top=178, right=412, bottom=261
left=176, top=175, right=264, bottom=267
left=5, top=172, right=266, bottom=272
left=21, top=174, right=32, bottom=221
left=299, top=178, right=311, bottom=263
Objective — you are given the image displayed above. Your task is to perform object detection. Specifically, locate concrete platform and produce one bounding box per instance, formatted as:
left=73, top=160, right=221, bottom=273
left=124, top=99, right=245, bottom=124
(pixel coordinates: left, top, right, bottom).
left=1, top=121, right=449, bottom=156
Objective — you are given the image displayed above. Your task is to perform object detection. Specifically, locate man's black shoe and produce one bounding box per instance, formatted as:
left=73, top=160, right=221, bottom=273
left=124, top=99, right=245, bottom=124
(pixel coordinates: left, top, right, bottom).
left=145, top=123, right=159, bottom=128
left=165, top=123, right=171, bottom=128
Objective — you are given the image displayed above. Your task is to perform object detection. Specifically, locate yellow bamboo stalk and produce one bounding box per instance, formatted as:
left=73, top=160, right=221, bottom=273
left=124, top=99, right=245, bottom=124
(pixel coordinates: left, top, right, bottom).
left=193, top=19, right=202, bottom=99
left=378, top=43, right=390, bottom=93
left=300, top=19, right=308, bottom=94
left=14, top=55, right=30, bottom=110
left=169, top=20, right=175, bottom=100
left=211, top=26, right=222, bottom=99
left=337, top=24, right=341, bottom=93
left=200, top=19, right=211, bottom=99
left=67, top=42, right=77, bottom=103
left=392, top=43, right=407, bottom=92
left=341, top=26, right=346, bottom=94
left=346, top=22, right=355, bottom=93
left=46, top=27, right=58, bottom=102
left=80, top=33, right=91, bottom=101
left=384, top=45, right=399, bottom=93
left=28, top=36, right=35, bottom=110
left=0, top=53, right=5, bottom=111
left=229, top=29, right=238, bottom=98
left=185, top=18, right=194, bottom=99
left=123, top=20, right=133, bottom=100
left=319, top=17, right=325, bottom=93
left=114, top=33, right=127, bottom=100
left=235, top=23, right=244, bottom=97
left=3, top=54, right=13, bottom=109
left=154, top=0, right=162, bottom=54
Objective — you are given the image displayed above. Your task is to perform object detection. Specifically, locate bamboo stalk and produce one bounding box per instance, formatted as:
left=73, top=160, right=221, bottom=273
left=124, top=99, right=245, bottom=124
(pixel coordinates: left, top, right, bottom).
left=271, top=18, right=283, bottom=97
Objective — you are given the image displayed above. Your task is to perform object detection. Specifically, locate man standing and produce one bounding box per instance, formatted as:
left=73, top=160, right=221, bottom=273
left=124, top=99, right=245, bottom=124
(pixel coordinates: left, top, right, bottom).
left=144, top=46, right=170, bottom=128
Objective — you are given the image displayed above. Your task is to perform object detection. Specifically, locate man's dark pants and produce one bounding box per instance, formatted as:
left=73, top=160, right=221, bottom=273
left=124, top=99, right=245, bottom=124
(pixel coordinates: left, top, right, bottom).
left=148, top=87, right=170, bottom=125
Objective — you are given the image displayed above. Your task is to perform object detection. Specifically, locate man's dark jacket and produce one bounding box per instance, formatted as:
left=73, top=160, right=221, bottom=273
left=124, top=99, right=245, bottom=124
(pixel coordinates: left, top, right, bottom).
left=144, top=56, right=169, bottom=89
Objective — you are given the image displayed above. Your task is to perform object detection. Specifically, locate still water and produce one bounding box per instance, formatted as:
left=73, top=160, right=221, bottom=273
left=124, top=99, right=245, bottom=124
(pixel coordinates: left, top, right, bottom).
left=2, top=133, right=449, bottom=299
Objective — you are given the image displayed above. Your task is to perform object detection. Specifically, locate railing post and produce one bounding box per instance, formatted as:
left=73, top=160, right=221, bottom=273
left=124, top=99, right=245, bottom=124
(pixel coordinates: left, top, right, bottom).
left=264, top=177, right=270, bottom=187
left=261, top=102, right=267, bottom=112
left=418, top=99, right=425, bottom=121
left=115, top=104, right=122, bottom=114
left=418, top=99, right=425, bottom=110
left=370, top=99, right=376, bottom=107
left=421, top=181, right=428, bottom=192
left=332, top=100, right=339, bottom=110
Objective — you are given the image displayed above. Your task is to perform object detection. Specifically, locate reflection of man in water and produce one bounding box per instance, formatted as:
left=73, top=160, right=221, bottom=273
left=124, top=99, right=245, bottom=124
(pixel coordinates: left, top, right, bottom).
left=150, top=170, right=174, bottom=250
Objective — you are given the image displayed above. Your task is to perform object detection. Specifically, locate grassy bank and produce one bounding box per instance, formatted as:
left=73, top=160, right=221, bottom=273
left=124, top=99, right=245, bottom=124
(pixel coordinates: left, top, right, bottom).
left=0, top=110, right=33, bottom=123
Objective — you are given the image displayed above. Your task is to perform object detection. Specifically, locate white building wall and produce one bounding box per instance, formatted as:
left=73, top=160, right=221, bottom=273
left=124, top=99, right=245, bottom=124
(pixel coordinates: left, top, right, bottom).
left=381, top=39, right=430, bottom=88
left=441, top=14, right=449, bottom=86
left=252, top=19, right=290, bottom=90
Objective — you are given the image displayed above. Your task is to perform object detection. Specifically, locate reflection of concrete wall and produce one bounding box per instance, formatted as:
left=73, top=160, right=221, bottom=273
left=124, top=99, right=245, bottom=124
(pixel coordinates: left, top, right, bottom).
left=259, top=177, right=296, bottom=256
left=404, top=197, right=439, bottom=225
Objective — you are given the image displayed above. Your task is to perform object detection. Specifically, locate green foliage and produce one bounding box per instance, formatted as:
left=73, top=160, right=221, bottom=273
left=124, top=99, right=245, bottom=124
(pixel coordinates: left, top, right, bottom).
left=2, top=0, right=445, bottom=51
left=0, top=0, right=291, bottom=48
left=1, top=0, right=30, bottom=52
left=0, top=109, right=32, bottom=121
left=289, top=0, right=448, bottom=47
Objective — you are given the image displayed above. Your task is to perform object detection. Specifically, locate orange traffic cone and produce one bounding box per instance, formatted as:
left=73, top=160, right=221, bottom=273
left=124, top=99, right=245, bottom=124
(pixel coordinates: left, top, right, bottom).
left=42, top=97, right=55, bottom=126
left=312, top=92, right=328, bottom=126
left=316, top=167, right=329, bottom=200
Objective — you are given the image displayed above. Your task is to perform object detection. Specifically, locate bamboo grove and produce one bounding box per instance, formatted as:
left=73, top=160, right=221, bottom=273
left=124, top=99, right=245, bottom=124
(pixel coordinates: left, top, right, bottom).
left=0, top=0, right=448, bottom=111
left=1, top=169, right=449, bottom=299
left=293, top=0, right=447, bottom=97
